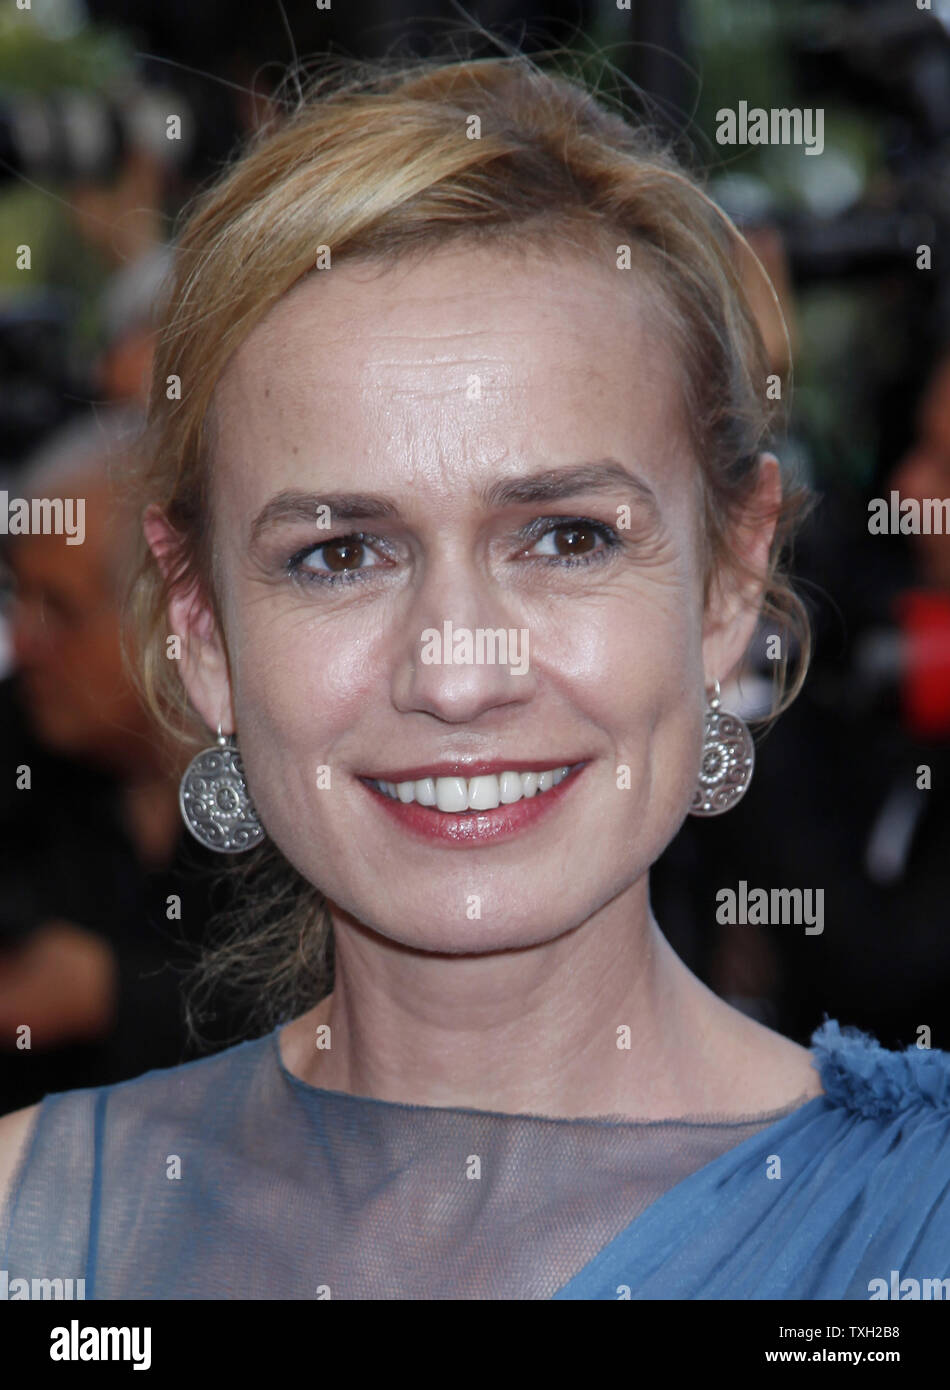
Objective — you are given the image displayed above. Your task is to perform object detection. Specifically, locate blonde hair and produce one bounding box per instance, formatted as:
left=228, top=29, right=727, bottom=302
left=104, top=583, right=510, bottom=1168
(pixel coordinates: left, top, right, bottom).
left=126, top=49, right=813, bottom=1038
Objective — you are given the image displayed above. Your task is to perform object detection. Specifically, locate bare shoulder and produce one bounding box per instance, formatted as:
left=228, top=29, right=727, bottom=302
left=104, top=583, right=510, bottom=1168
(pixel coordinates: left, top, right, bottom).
left=0, top=1104, right=42, bottom=1212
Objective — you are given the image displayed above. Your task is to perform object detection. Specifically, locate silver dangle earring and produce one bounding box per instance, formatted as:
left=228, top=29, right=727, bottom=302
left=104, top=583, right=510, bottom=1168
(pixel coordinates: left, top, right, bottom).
left=179, top=724, right=266, bottom=852
left=689, top=680, right=755, bottom=817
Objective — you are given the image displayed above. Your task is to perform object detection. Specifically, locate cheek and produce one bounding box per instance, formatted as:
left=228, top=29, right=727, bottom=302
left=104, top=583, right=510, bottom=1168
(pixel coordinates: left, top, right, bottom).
left=572, top=587, right=706, bottom=837
left=548, top=568, right=704, bottom=713
left=223, top=599, right=377, bottom=813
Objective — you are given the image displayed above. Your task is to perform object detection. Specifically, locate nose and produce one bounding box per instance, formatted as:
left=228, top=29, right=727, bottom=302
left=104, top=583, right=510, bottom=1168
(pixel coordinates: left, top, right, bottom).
left=390, top=557, right=537, bottom=724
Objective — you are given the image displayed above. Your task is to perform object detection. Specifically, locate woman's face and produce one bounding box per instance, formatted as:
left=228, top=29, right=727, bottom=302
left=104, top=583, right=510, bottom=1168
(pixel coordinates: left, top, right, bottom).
left=166, top=243, right=765, bottom=953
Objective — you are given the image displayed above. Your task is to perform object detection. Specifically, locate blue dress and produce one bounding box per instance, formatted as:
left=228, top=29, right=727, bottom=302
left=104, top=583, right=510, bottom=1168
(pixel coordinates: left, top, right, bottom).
left=1, top=1019, right=948, bottom=1299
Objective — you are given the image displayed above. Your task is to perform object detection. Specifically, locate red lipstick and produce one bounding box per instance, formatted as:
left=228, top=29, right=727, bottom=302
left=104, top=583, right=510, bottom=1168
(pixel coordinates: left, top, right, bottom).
left=357, top=763, right=587, bottom=846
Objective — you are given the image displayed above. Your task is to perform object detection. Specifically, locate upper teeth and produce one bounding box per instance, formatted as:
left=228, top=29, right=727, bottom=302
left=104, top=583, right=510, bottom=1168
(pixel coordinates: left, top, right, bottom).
left=370, top=766, right=574, bottom=812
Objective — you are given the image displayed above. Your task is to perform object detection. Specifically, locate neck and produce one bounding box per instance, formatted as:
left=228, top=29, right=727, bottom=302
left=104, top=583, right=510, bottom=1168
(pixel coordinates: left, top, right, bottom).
left=282, top=879, right=760, bottom=1120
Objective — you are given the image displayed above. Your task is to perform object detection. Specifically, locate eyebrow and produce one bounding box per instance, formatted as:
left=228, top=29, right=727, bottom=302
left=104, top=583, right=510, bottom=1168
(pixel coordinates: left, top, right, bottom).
left=248, top=460, right=658, bottom=545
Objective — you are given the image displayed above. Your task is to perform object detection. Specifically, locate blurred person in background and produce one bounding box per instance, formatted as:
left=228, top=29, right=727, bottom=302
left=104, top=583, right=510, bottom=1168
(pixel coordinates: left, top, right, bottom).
left=890, top=351, right=950, bottom=593
left=0, top=407, right=225, bottom=1112
left=673, top=342, right=950, bottom=1049
left=95, top=244, right=174, bottom=407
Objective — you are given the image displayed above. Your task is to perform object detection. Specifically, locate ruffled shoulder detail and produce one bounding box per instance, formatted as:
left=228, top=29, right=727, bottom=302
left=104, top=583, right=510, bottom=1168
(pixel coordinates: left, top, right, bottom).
left=810, top=1018, right=950, bottom=1119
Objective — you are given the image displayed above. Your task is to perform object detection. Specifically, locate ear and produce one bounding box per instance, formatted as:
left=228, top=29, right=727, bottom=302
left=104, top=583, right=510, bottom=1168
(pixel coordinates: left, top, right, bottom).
left=701, top=453, right=782, bottom=687
left=142, top=505, right=235, bottom=735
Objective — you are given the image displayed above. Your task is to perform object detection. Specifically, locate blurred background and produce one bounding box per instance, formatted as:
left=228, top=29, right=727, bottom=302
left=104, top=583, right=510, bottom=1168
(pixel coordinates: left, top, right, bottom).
left=1, top=0, right=949, bottom=1110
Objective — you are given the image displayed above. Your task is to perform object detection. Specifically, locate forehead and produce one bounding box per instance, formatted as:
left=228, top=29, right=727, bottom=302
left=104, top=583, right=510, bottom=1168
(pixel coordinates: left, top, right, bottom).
left=210, top=243, right=693, bottom=512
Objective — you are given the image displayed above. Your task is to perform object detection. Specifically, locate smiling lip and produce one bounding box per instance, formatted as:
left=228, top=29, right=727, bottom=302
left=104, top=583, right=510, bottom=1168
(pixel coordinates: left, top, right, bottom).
left=357, top=761, right=588, bottom=846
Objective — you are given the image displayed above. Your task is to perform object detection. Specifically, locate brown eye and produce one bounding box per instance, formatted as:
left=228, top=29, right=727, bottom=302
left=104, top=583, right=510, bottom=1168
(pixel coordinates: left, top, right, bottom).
left=524, top=518, right=620, bottom=571
left=289, top=533, right=382, bottom=586
left=531, top=521, right=611, bottom=561
left=550, top=524, right=597, bottom=556
left=321, top=538, right=366, bottom=572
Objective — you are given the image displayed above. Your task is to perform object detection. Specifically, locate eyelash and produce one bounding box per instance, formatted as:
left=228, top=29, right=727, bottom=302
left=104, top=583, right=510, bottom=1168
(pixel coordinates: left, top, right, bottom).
left=286, top=517, right=622, bottom=588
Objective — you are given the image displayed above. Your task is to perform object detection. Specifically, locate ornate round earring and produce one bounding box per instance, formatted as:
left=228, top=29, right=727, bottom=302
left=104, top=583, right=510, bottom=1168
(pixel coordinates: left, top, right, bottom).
left=178, top=725, right=266, bottom=852
left=688, top=680, right=755, bottom=817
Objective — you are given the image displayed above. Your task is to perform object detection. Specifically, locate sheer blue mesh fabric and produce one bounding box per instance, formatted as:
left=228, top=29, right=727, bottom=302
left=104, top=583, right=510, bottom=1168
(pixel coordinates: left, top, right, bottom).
left=2, top=1019, right=949, bottom=1299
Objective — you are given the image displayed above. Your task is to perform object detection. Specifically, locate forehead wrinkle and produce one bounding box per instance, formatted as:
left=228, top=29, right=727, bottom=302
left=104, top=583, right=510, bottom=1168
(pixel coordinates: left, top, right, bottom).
left=220, top=252, right=672, bottom=415
left=212, top=251, right=695, bottom=529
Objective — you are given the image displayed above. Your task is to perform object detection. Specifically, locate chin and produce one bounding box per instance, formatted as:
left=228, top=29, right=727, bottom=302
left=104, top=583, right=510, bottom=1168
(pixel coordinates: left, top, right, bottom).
left=335, top=894, right=581, bottom=957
